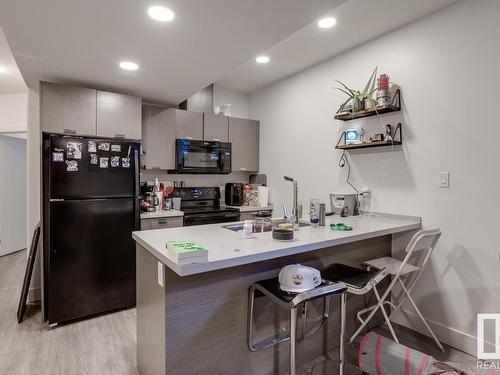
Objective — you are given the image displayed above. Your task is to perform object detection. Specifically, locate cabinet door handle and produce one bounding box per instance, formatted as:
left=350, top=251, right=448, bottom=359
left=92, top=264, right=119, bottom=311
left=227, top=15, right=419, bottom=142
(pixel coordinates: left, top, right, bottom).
left=212, top=138, right=221, bottom=141
left=63, top=129, right=76, bottom=135
left=115, top=134, right=125, bottom=138
left=240, top=167, right=247, bottom=171
left=158, top=219, right=168, bottom=224
left=151, top=166, right=161, bottom=170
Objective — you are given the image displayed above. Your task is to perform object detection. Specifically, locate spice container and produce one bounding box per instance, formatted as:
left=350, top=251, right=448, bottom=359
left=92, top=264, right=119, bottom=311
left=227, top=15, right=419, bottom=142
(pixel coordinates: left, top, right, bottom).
left=243, top=220, right=253, bottom=239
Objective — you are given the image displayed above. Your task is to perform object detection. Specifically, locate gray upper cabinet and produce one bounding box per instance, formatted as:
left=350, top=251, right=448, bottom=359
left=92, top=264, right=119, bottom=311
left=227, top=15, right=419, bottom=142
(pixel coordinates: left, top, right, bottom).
left=229, top=117, right=259, bottom=172
left=97, top=91, right=142, bottom=139
left=142, top=105, right=176, bottom=170
left=41, top=82, right=97, bottom=136
left=173, top=109, right=203, bottom=140
left=203, top=113, right=229, bottom=142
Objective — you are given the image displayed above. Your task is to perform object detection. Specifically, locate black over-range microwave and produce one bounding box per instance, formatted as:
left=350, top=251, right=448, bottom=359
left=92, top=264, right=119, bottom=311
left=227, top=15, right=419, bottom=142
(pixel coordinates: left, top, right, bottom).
left=171, top=139, right=232, bottom=174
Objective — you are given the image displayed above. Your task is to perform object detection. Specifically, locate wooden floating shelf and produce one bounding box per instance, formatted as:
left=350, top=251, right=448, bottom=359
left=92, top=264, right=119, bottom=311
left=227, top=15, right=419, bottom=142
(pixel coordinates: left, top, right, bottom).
left=334, top=105, right=400, bottom=121
left=336, top=140, right=402, bottom=150
left=334, top=89, right=401, bottom=122
left=335, top=123, right=402, bottom=150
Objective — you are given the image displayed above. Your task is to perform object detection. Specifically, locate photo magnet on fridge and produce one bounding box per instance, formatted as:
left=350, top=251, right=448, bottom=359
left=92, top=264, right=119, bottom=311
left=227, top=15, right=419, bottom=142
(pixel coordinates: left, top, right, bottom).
left=66, top=142, right=82, bottom=159
left=65, top=160, right=78, bottom=172
left=52, top=152, right=64, bottom=162
left=111, top=144, right=121, bottom=152
left=98, top=142, right=110, bottom=151
left=99, top=157, right=109, bottom=168
left=111, top=156, right=120, bottom=167
left=122, top=158, right=130, bottom=168
left=88, top=140, right=97, bottom=153
left=90, top=153, right=98, bottom=165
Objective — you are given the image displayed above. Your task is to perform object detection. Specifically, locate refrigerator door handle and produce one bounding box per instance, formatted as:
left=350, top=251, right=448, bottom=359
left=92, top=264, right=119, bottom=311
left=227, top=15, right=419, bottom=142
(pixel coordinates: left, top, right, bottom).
left=50, top=199, right=65, bottom=202
left=134, top=146, right=140, bottom=197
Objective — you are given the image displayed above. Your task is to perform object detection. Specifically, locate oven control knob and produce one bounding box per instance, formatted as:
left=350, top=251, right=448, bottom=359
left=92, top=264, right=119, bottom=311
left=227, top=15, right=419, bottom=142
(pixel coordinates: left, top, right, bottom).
left=173, top=190, right=185, bottom=198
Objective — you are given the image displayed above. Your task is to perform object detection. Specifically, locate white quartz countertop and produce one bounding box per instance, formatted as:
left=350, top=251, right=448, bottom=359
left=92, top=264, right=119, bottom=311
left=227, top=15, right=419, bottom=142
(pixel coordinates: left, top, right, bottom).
left=221, top=205, right=274, bottom=212
left=132, top=212, right=421, bottom=276
left=140, top=209, right=184, bottom=219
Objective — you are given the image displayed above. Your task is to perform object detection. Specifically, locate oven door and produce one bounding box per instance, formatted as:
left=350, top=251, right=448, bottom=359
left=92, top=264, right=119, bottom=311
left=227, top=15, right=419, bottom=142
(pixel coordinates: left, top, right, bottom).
left=183, top=211, right=241, bottom=227
left=174, top=139, right=229, bottom=174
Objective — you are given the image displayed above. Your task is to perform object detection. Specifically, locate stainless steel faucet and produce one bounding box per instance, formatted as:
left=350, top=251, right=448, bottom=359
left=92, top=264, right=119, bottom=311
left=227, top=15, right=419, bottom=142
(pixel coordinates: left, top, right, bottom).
left=284, top=176, right=299, bottom=223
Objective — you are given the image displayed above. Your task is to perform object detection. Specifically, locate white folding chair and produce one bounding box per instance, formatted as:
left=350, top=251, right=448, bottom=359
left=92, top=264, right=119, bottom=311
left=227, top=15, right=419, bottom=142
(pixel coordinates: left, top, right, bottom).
left=349, top=228, right=444, bottom=350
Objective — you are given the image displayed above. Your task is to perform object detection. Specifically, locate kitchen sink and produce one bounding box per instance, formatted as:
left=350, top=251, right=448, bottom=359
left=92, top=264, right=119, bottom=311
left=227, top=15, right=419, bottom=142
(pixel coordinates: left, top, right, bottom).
left=223, top=219, right=310, bottom=232
left=271, top=219, right=311, bottom=228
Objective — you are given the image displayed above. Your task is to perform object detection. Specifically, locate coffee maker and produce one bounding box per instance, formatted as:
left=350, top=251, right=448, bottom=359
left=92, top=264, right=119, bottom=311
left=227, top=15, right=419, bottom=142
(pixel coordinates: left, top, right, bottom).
left=140, top=182, right=157, bottom=212
left=225, top=183, right=244, bottom=206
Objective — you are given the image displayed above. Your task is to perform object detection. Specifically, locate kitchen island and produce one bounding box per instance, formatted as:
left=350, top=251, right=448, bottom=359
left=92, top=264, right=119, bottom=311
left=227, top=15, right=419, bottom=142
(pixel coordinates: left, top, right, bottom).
left=132, top=213, right=420, bottom=375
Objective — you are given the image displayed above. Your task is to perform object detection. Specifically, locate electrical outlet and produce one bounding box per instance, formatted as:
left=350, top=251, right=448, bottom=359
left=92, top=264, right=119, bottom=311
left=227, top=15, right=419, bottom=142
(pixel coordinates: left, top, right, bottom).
left=360, top=186, right=371, bottom=197
left=439, top=172, right=450, bottom=188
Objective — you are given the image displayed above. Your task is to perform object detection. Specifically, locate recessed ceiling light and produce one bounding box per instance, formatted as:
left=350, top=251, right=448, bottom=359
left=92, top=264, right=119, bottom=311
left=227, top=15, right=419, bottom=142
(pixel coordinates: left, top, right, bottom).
left=256, top=56, right=270, bottom=64
left=0, top=65, right=8, bottom=73
left=148, top=6, right=175, bottom=22
left=119, top=61, right=139, bottom=71
left=318, top=17, right=337, bottom=29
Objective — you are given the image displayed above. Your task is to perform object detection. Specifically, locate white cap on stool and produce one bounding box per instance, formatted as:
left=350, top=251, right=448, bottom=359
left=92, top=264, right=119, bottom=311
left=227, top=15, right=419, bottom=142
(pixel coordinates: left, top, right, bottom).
left=279, top=264, right=321, bottom=293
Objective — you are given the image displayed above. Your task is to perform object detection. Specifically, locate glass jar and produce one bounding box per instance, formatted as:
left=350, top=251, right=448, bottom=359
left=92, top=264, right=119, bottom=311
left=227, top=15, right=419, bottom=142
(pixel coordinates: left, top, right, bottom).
left=253, top=211, right=272, bottom=233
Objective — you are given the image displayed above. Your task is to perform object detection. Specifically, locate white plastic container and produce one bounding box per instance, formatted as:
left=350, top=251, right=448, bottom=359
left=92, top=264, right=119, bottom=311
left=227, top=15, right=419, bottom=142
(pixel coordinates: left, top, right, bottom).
left=243, top=220, right=253, bottom=239
left=257, top=186, right=269, bottom=207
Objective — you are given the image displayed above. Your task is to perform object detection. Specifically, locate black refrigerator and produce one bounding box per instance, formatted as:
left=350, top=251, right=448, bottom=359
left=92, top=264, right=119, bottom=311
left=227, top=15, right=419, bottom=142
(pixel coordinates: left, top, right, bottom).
left=42, top=133, right=140, bottom=325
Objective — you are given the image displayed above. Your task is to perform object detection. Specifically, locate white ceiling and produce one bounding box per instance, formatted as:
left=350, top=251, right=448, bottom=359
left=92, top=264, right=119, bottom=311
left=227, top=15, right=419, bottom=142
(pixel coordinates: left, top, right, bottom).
left=217, top=0, right=460, bottom=94
left=0, top=28, right=27, bottom=94
left=0, top=0, right=344, bottom=105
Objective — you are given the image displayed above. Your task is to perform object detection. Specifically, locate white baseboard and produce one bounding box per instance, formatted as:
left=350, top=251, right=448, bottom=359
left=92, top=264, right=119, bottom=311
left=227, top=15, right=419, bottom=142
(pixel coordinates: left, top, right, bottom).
left=27, top=287, right=41, bottom=303
left=392, top=309, right=496, bottom=357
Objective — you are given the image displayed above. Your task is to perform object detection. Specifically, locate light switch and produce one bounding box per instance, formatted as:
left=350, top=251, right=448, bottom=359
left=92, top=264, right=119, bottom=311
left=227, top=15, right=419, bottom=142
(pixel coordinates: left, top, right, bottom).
left=439, top=172, right=449, bottom=188
left=157, top=261, right=165, bottom=287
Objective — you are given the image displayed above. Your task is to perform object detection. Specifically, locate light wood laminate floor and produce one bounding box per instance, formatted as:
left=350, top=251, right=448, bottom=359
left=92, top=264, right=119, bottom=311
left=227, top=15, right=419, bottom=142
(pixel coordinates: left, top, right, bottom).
left=0, top=250, right=138, bottom=375
left=0, top=250, right=475, bottom=375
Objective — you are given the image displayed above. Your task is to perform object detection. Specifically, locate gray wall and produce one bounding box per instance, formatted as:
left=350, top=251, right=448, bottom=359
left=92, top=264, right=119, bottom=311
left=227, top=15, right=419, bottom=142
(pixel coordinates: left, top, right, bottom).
left=27, top=87, right=41, bottom=302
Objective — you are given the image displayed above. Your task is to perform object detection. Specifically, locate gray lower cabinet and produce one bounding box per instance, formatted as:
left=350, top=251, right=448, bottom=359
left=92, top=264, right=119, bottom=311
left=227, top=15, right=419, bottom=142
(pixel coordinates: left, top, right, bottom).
left=142, top=105, right=176, bottom=170
left=229, top=117, right=259, bottom=172
left=41, top=82, right=97, bottom=136
left=170, top=109, right=203, bottom=140
left=97, top=91, right=142, bottom=139
left=203, top=113, right=229, bottom=142
left=141, top=216, right=183, bottom=230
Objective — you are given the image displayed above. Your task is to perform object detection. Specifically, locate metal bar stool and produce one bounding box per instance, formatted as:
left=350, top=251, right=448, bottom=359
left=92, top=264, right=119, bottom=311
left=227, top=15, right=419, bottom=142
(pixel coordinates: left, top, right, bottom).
left=310, top=263, right=390, bottom=374
left=248, top=278, right=346, bottom=375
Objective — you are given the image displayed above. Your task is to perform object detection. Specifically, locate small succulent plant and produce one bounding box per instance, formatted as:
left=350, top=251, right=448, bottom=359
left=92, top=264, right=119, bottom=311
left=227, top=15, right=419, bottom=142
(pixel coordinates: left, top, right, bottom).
left=335, top=67, right=378, bottom=112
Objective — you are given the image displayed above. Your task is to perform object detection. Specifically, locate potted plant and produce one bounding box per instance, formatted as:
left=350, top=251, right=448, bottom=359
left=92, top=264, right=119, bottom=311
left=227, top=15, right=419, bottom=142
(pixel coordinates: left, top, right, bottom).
left=335, top=67, right=378, bottom=113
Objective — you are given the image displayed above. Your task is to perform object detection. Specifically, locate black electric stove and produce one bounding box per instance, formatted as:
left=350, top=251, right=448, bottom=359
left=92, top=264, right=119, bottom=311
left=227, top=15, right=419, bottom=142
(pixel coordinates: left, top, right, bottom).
left=171, top=187, right=240, bottom=227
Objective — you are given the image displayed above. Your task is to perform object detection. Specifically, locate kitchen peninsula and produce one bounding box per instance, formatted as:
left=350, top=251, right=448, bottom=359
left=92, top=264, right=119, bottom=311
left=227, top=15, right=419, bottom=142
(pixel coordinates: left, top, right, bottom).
left=132, top=213, right=421, bottom=375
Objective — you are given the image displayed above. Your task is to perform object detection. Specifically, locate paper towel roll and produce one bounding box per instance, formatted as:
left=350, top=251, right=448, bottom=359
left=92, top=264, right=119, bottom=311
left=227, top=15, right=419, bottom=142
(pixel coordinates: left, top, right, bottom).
left=257, top=186, right=269, bottom=208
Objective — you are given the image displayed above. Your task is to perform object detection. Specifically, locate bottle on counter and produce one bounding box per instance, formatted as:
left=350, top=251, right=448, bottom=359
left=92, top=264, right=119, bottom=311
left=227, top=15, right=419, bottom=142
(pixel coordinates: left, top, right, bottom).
left=297, top=199, right=303, bottom=220
left=243, top=184, right=252, bottom=206
left=153, top=178, right=163, bottom=212
left=319, top=203, right=326, bottom=226
left=309, top=198, right=320, bottom=227
left=243, top=220, right=253, bottom=239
